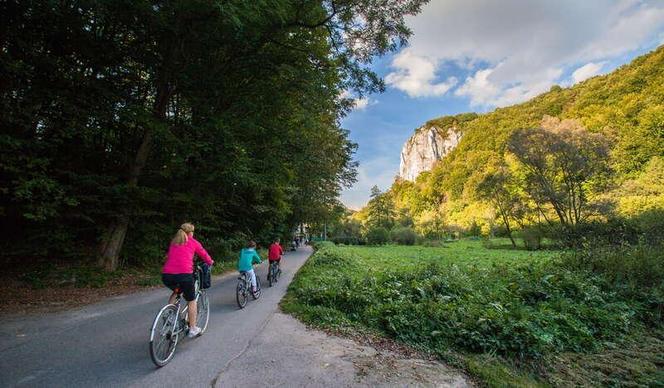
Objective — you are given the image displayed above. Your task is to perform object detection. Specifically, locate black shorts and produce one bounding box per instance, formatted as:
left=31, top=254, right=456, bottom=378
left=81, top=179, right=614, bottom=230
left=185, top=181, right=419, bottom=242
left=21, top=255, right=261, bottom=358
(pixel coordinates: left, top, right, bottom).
left=162, top=273, right=195, bottom=301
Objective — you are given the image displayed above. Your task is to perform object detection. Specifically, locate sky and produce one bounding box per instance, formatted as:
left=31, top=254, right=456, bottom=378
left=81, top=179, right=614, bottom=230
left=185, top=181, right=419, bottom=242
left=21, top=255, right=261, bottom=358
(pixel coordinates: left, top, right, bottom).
left=340, top=0, right=664, bottom=210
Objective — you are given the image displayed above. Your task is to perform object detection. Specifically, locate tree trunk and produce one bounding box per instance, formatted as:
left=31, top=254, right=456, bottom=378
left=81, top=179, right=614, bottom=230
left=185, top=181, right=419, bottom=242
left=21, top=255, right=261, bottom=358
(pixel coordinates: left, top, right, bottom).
left=98, top=218, right=128, bottom=271
left=507, top=229, right=516, bottom=248
left=98, top=82, right=173, bottom=271
left=497, top=205, right=517, bottom=248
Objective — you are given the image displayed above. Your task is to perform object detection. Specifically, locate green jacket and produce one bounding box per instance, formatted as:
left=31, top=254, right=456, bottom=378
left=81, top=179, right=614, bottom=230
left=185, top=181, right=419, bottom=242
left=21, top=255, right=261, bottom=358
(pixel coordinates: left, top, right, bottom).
left=238, top=248, right=261, bottom=272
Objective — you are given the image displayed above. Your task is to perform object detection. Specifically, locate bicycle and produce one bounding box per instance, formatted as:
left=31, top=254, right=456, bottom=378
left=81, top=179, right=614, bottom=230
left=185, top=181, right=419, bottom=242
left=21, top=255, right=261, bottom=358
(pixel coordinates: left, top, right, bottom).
left=267, top=260, right=281, bottom=287
left=236, top=266, right=261, bottom=309
left=149, top=262, right=210, bottom=367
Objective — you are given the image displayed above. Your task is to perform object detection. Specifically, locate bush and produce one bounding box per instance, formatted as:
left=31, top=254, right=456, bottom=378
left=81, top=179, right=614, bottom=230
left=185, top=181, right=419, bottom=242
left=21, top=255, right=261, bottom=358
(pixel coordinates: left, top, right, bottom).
left=632, top=209, right=664, bottom=246
left=331, top=236, right=364, bottom=245
left=390, top=226, right=417, bottom=245
left=285, top=244, right=648, bottom=362
left=552, top=219, right=639, bottom=248
left=560, top=243, right=664, bottom=325
left=519, top=225, right=544, bottom=250
left=366, top=227, right=390, bottom=245
left=466, top=221, right=482, bottom=237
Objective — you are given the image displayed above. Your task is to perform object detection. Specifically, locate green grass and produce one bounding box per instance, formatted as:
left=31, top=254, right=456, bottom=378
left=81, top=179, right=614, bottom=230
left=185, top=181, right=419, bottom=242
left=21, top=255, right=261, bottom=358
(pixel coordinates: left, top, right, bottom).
left=335, top=238, right=555, bottom=271
left=283, top=240, right=663, bottom=387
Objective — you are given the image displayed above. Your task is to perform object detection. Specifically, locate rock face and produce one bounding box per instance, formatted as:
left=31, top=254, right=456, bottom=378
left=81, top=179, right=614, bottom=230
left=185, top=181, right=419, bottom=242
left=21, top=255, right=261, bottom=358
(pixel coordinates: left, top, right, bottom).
left=399, top=125, right=462, bottom=181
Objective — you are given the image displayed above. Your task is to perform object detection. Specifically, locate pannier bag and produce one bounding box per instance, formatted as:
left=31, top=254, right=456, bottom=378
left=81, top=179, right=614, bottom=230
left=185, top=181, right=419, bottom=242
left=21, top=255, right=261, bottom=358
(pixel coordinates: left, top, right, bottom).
left=200, top=263, right=212, bottom=289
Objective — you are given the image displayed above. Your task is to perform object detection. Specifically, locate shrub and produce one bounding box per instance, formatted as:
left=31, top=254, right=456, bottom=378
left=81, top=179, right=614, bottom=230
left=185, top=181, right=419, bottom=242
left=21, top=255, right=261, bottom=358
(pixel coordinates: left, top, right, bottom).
left=466, top=221, right=482, bottom=237
left=366, top=227, right=390, bottom=245
left=553, top=219, right=639, bottom=248
left=285, top=244, right=647, bottom=362
left=560, top=243, right=664, bottom=325
left=519, top=225, right=544, bottom=250
left=390, top=226, right=417, bottom=245
left=331, top=236, right=364, bottom=245
left=632, top=209, right=664, bottom=246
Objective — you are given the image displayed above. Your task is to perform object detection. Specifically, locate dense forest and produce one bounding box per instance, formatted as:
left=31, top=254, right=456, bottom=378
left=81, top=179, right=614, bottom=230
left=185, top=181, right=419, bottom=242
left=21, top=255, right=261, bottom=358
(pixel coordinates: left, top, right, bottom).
left=344, top=45, right=664, bottom=247
left=0, top=0, right=428, bottom=271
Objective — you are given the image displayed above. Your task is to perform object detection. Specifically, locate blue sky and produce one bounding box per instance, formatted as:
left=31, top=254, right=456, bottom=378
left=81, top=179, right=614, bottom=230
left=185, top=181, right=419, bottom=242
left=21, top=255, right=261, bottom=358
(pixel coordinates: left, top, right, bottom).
left=340, top=0, right=664, bottom=209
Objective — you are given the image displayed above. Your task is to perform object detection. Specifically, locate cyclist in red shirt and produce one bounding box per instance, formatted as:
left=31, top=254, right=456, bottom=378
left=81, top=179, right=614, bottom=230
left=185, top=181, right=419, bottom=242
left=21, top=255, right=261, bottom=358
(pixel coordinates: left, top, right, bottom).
left=267, top=238, right=284, bottom=283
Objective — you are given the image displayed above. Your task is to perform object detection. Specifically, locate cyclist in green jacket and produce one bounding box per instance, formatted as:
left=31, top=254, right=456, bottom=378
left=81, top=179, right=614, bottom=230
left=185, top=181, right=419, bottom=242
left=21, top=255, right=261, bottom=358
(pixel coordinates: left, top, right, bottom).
left=238, top=241, right=262, bottom=292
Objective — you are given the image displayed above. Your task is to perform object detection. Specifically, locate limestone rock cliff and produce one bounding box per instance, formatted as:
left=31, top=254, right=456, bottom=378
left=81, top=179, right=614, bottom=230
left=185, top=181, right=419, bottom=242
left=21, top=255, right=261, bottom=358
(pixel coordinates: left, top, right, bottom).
left=399, top=125, right=462, bottom=181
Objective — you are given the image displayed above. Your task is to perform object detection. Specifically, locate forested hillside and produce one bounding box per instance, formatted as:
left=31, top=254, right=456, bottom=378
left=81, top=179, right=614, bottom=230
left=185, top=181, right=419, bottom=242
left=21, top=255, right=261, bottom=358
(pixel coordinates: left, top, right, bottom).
left=0, top=0, right=427, bottom=271
left=292, top=48, right=664, bottom=386
left=356, top=45, right=664, bottom=242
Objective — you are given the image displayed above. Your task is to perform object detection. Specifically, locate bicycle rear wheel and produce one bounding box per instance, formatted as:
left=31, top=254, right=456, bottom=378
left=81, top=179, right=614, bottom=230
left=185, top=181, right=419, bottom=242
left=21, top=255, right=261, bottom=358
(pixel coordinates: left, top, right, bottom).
left=268, top=265, right=274, bottom=287
left=149, top=304, right=179, bottom=367
left=197, top=291, right=210, bottom=333
left=236, top=281, right=248, bottom=308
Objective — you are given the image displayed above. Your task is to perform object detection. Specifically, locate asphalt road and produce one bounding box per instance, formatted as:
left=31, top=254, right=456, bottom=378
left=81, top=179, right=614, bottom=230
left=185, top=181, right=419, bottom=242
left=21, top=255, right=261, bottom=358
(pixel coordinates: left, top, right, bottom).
left=0, top=246, right=313, bottom=388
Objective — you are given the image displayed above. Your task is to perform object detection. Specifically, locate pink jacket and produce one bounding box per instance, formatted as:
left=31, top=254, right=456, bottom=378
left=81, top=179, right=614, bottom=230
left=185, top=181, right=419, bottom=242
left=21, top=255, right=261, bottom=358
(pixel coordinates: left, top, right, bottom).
left=162, top=237, right=214, bottom=274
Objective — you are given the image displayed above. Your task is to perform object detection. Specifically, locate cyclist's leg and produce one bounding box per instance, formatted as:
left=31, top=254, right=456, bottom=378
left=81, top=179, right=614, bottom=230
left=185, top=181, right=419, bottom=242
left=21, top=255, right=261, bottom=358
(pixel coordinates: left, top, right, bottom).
left=187, top=300, right=197, bottom=328
left=162, top=274, right=181, bottom=304
left=176, top=276, right=197, bottom=328
left=248, top=269, right=257, bottom=291
left=168, top=291, right=178, bottom=305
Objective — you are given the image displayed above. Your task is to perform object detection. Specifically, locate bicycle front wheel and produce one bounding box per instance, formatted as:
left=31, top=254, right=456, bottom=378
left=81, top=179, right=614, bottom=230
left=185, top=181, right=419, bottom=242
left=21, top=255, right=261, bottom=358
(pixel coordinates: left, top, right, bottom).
left=236, top=281, right=248, bottom=309
left=149, top=304, right=179, bottom=367
left=197, top=291, right=210, bottom=333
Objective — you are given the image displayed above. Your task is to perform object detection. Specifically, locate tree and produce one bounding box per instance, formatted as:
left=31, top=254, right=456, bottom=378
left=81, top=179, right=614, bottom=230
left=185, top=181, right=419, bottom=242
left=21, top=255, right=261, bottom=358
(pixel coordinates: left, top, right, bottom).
left=0, top=0, right=428, bottom=270
left=476, top=165, right=522, bottom=247
left=507, top=118, right=611, bottom=231
left=366, top=186, right=396, bottom=229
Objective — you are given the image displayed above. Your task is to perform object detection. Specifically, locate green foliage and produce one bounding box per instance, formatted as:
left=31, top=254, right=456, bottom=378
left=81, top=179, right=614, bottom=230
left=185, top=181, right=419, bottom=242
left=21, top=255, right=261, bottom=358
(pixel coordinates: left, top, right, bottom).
left=560, top=244, right=664, bottom=325
left=507, top=118, right=611, bottom=229
left=365, top=226, right=390, bottom=245
left=365, top=186, right=396, bottom=229
left=381, top=47, right=664, bottom=238
left=389, top=226, right=417, bottom=245
left=284, top=241, right=663, bottom=386
left=518, top=225, right=545, bottom=250
left=0, top=0, right=428, bottom=268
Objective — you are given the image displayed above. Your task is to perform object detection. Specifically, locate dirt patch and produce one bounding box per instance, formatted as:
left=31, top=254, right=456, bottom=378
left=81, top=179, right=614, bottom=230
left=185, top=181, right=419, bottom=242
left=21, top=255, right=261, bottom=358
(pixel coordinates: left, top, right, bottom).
left=1, top=275, right=158, bottom=316
left=215, top=312, right=472, bottom=387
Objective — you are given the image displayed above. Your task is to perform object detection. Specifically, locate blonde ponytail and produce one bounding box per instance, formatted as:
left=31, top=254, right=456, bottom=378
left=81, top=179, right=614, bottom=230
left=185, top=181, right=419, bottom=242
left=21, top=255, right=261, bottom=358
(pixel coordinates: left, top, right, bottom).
left=171, top=222, right=195, bottom=245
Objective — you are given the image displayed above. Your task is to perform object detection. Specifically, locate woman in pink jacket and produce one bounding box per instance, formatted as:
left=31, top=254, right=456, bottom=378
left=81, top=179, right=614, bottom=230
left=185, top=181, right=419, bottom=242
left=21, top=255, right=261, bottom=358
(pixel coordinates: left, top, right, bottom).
left=162, top=223, right=214, bottom=337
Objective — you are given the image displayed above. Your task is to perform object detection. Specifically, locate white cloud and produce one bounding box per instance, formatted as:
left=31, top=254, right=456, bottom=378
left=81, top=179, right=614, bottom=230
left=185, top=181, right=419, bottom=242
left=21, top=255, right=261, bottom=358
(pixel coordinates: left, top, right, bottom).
left=571, top=62, right=605, bottom=83
left=454, top=68, right=498, bottom=107
left=386, top=0, right=664, bottom=107
left=354, top=97, right=371, bottom=110
left=341, top=156, right=397, bottom=209
left=340, top=90, right=376, bottom=111
left=385, top=50, right=458, bottom=97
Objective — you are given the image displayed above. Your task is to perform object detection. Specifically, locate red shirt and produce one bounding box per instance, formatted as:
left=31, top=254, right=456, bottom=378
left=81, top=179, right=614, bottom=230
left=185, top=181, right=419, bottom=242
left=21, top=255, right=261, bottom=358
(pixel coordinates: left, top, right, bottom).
left=268, top=243, right=283, bottom=261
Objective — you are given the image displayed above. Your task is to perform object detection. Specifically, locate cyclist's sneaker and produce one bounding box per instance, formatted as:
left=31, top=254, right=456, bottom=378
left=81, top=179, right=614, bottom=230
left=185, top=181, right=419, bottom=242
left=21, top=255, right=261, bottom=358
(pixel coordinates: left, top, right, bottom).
left=188, top=326, right=202, bottom=338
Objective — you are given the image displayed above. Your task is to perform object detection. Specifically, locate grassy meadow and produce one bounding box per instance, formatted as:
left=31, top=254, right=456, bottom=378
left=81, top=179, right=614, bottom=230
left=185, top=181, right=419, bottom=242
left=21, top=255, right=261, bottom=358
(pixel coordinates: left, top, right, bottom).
left=283, top=240, right=663, bottom=387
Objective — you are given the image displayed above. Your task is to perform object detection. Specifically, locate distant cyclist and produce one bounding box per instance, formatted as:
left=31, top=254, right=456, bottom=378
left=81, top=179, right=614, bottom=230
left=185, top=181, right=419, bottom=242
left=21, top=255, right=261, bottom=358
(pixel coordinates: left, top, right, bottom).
left=268, top=238, right=284, bottom=281
left=238, top=240, right=262, bottom=293
left=161, top=223, right=214, bottom=338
